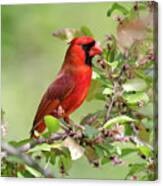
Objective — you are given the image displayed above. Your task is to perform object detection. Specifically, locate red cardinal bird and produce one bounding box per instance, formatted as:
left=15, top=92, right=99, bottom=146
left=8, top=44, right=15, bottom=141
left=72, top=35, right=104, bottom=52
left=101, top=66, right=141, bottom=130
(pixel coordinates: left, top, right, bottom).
left=31, top=36, right=102, bottom=138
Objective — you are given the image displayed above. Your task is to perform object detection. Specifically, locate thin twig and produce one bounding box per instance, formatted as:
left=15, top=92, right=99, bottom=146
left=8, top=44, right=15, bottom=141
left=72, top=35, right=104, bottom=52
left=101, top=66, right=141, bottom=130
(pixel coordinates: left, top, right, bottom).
left=104, top=95, right=116, bottom=122
left=104, top=82, right=118, bottom=123
left=129, top=136, right=154, bottom=151
left=104, top=67, right=124, bottom=123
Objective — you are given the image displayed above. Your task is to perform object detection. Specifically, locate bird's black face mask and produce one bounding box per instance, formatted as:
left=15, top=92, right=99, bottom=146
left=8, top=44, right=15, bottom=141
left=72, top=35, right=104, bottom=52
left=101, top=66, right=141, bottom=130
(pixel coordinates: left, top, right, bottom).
left=82, top=41, right=96, bottom=66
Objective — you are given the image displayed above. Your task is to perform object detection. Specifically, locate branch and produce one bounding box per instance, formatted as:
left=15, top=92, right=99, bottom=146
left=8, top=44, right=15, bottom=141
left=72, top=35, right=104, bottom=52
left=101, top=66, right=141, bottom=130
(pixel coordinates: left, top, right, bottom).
left=1, top=141, right=54, bottom=178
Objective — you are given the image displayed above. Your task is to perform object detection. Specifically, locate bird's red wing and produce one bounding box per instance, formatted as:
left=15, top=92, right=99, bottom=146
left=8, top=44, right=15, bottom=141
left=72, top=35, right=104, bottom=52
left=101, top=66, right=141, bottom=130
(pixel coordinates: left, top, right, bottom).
left=31, top=71, right=75, bottom=133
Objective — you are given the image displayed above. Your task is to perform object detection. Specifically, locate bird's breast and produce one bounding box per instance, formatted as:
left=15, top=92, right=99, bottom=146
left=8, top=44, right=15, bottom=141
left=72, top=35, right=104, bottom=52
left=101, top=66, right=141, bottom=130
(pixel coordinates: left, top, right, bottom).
left=61, top=67, right=92, bottom=115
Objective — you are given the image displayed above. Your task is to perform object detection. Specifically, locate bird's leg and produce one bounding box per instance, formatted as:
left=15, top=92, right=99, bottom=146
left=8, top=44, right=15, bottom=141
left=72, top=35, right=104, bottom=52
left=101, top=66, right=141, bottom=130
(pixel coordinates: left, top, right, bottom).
left=63, top=117, right=83, bottom=139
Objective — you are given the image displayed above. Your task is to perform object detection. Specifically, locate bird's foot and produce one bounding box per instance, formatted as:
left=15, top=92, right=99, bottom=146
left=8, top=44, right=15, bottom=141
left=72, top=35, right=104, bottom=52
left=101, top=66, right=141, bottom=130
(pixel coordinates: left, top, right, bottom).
left=54, top=105, right=65, bottom=118
left=64, top=117, right=84, bottom=131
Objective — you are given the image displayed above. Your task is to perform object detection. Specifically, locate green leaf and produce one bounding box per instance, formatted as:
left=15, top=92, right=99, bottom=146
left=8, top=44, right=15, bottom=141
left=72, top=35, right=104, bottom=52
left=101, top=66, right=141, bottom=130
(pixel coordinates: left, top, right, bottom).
left=107, top=3, right=129, bottom=17
left=141, top=118, right=154, bottom=130
left=44, top=115, right=60, bottom=133
left=101, top=157, right=111, bottom=165
left=25, top=165, right=42, bottom=178
left=28, top=143, right=51, bottom=153
left=84, top=125, right=99, bottom=139
left=126, top=163, right=146, bottom=178
left=80, top=26, right=94, bottom=36
left=94, top=145, right=105, bottom=158
left=138, top=103, right=153, bottom=118
left=104, top=115, right=135, bottom=129
left=17, top=171, right=33, bottom=178
left=17, top=172, right=25, bottom=178
left=50, top=152, right=57, bottom=165
left=123, top=78, right=147, bottom=92
left=138, top=125, right=150, bottom=143
left=124, top=124, right=133, bottom=136
left=108, top=60, right=119, bottom=71
left=123, top=92, right=149, bottom=104
left=92, top=71, right=100, bottom=80
left=41, top=131, right=51, bottom=138
left=116, top=146, right=122, bottom=156
left=102, top=87, right=112, bottom=95
left=135, top=69, right=153, bottom=85
left=43, top=151, right=51, bottom=163
left=28, top=143, right=61, bottom=153
left=9, top=138, right=31, bottom=147
left=139, top=146, right=152, bottom=157
left=58, top=153, right=72, bottom=172
left=121, top=148, right=138, bottom=157
left=102, top=139, right=114, bottom=153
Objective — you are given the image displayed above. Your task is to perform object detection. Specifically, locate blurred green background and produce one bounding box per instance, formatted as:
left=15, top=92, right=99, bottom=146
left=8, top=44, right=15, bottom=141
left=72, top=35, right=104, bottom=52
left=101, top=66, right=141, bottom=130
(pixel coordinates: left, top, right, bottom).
left=1, top=2, right=138, bottom=179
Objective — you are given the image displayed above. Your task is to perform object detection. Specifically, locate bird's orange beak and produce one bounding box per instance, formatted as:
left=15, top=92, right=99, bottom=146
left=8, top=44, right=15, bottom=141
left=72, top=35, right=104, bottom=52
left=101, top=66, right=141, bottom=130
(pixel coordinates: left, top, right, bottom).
left=89, top=42, right=102, bottom=57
